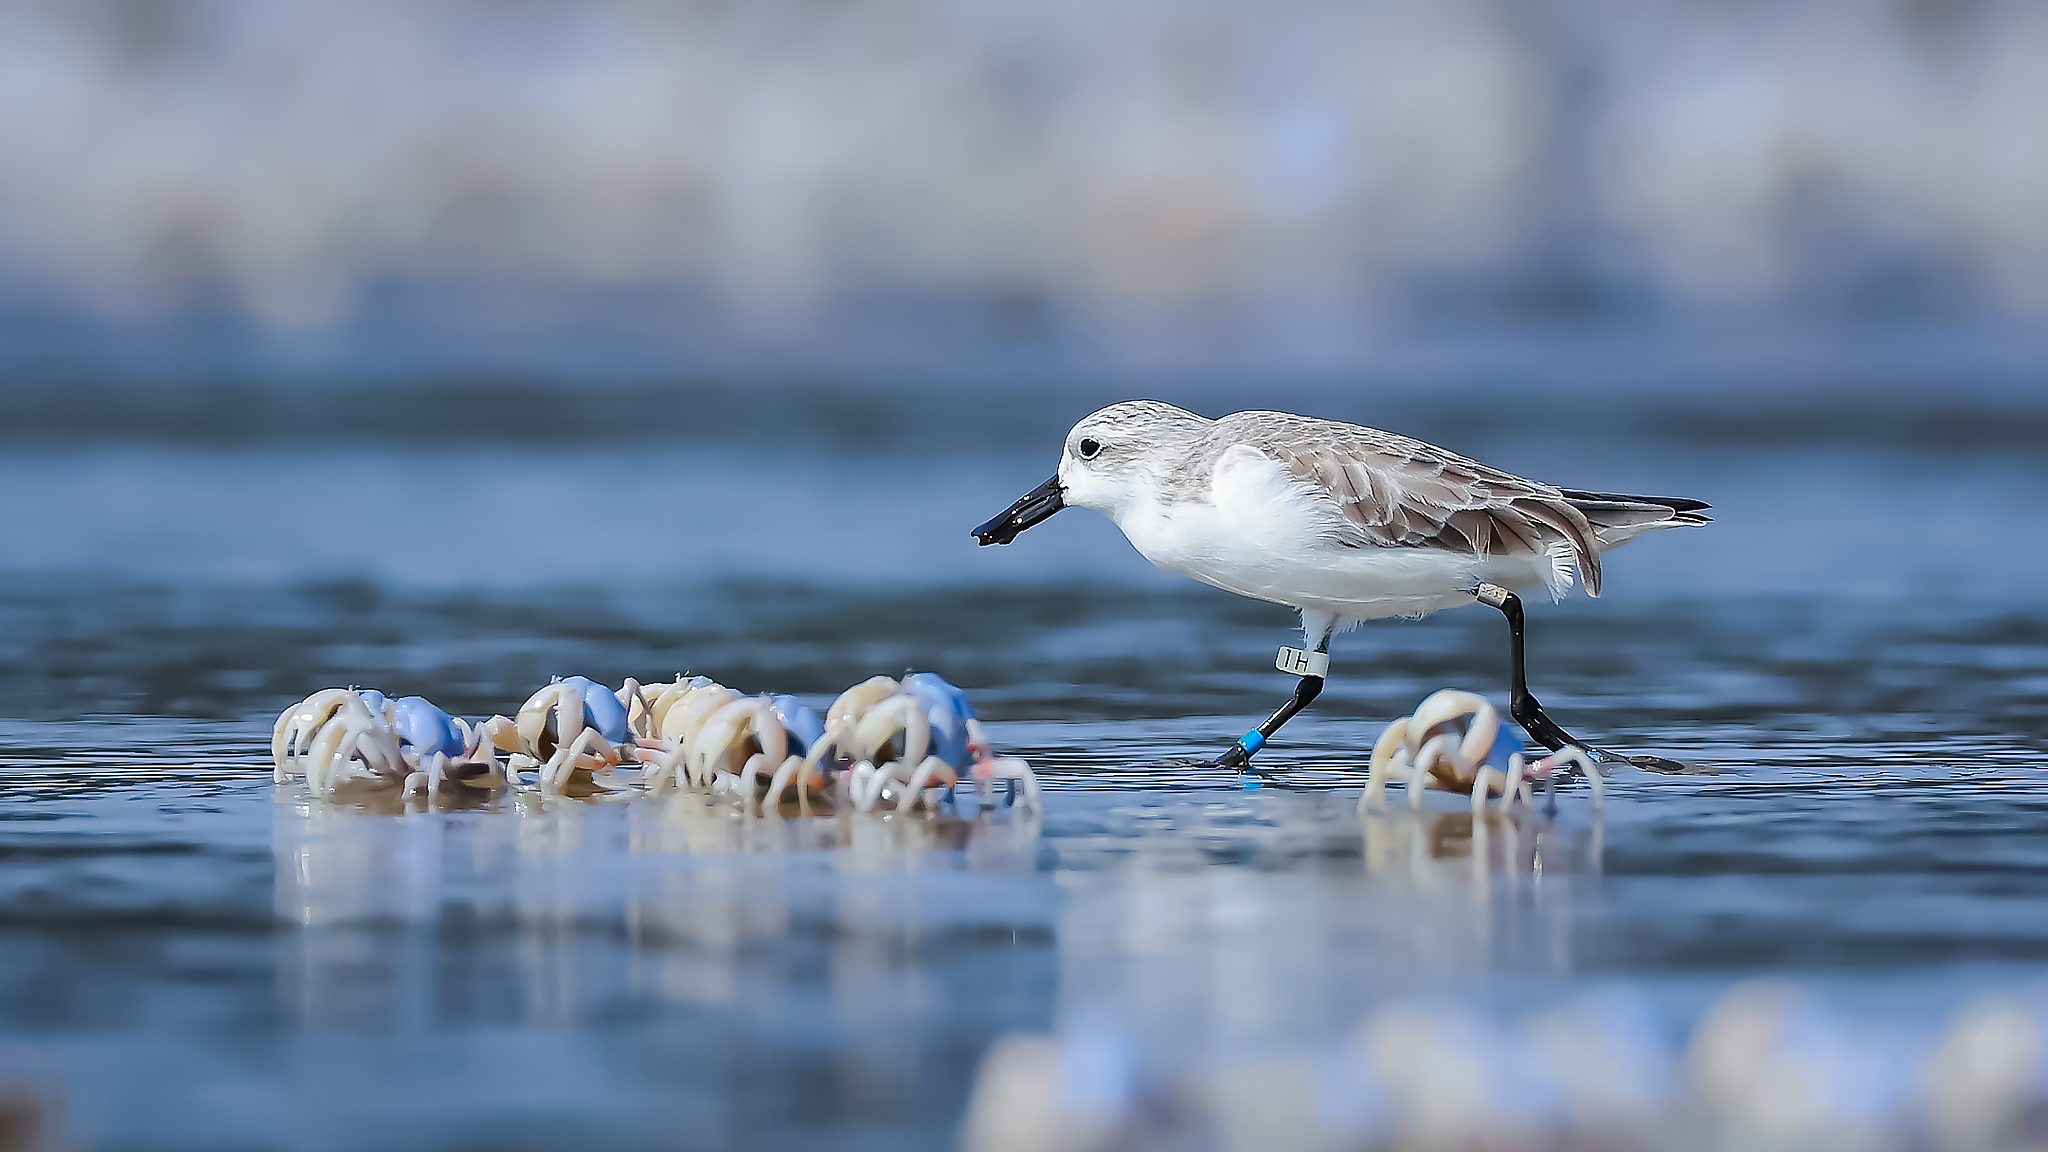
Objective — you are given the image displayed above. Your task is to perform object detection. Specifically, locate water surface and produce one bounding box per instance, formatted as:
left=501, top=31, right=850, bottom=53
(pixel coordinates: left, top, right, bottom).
left=3, top=395, right=2045, bottom=1149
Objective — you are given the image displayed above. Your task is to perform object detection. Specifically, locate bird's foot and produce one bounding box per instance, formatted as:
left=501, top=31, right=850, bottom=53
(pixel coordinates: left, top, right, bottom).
left=1213, top=748, right=1289, bottom=794
left=1209, top=744, right=1252, bottom=771
left=1588, top=748, right=1716, bottom=775
left=1206, top=727, right=1278, bottom=772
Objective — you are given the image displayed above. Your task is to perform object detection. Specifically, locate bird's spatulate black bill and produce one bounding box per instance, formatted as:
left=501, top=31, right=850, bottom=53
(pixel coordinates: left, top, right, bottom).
left=972, top=476, right=1065, bottom=545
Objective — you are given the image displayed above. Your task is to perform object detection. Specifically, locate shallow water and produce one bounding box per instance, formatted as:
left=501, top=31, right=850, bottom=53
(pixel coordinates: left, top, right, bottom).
left=2, top=394, right=2046, bottom=1149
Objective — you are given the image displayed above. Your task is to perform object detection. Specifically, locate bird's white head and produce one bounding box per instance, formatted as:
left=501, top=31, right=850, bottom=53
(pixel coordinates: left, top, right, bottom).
left=971, top=400, right=1205, bottom=546
left=1056, top=401, right=1205, bottom=519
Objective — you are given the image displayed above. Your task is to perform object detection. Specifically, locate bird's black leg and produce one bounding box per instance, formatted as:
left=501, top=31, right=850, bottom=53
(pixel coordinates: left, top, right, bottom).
left=1474, top=583, right=1587, bottom=753
left=1210, top=632, right=1332, bottom=771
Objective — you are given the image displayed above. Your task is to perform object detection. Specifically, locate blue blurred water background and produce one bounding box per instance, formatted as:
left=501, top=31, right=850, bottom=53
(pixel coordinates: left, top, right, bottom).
left=3, top=2, right=2048, bottom=1149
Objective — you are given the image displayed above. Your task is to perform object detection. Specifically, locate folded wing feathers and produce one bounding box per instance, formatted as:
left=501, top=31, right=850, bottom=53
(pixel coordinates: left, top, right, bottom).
left=1267, top=426, right=1604, bottom=597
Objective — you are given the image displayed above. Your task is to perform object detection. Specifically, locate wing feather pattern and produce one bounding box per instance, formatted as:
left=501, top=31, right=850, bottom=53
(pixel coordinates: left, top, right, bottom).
left=1223, top=413, right=1607, bottom=597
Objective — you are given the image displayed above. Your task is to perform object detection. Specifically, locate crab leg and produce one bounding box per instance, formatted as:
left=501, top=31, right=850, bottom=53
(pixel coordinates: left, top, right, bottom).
left=303, top=717, right=346, bottom=797
left=737, top=752, right=771, bottom=808
left=972, top=758, right=1042, bottom=813
left=1533, top=746, right=1603, bottom=808
left=1498, top=753, right=1527, bottom=813
left=615, top=679, right=652, bottom=739
left=851, top=761, right=888, bottom=812
left=1470, top=766, right=1513, bottom=816
left=404, top=748, right=449, bottom=800
left=643, top=748, right=678, bottom=793
left=1360, top=717, right=1411, bottom=813
left=898, top=755, right=955, bottom=813
left=763, top=755, right=814, bottom=816
left=544, top=727, right=611, bottom=791
left=1408, top=732, right=1464, bottom=811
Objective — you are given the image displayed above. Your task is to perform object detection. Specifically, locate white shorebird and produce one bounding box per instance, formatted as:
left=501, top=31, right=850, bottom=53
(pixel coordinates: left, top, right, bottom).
left=972, top=400, right=1709, bottom=769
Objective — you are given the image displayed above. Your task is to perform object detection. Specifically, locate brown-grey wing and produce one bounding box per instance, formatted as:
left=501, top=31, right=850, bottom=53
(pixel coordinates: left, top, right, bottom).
left=1264, top=429, right=1606, bottom=595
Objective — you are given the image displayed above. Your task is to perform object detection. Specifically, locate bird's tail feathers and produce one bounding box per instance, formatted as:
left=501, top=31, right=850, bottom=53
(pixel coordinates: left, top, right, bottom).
left=1563, top=490, right=1712, bottom=555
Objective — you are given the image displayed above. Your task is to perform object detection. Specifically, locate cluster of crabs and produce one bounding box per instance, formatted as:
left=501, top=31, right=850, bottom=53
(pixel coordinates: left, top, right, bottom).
left=272, top=668, right=1601, bottom=816
left=270, top=671, right=1040, bottom=815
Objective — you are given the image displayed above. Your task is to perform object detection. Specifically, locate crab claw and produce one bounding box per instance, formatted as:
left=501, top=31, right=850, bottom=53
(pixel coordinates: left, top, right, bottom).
left=827, top=676, right=901, bottom=730
left=688, top=698, right=789, bottom=788
left=1407, top=690, right=1498, bottom=790
left=272, top=688, right=352, bottom=780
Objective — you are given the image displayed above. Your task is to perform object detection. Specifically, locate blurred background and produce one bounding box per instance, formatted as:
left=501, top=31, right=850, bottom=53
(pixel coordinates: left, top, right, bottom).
left=2, top=0, right=2046, bottom=390
left=5, top=0, right=2046, bottom=608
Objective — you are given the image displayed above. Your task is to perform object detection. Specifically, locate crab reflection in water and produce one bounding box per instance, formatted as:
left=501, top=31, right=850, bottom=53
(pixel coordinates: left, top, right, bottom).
left=1359, top=804, right=1603, bottom=895
left=274, top=772, right=1045, bottom=1030
left=631, top=788, right=1042, bottom=872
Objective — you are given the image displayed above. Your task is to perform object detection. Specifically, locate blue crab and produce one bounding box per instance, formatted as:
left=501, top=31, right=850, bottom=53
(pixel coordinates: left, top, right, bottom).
left=272, top=688, right=504, bottom=799
left=1359, top=689, right=1602, bottom=814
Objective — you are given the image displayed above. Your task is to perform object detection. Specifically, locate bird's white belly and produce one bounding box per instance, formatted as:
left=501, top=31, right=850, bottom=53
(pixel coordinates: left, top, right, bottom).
left=1113, top=496, right=1551, bottom=621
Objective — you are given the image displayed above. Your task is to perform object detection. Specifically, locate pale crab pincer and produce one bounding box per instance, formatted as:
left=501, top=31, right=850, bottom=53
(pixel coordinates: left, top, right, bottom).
left=272, top=688, right=505, bottom=799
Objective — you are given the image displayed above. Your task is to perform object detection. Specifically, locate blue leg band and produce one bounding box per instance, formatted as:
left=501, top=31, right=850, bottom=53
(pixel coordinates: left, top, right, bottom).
left=1236, top=731, right=1266, bottom=755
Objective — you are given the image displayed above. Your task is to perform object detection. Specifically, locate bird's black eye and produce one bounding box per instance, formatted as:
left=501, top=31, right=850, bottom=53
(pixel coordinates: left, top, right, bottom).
left=1077, top=437, right=1101, bottom=459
